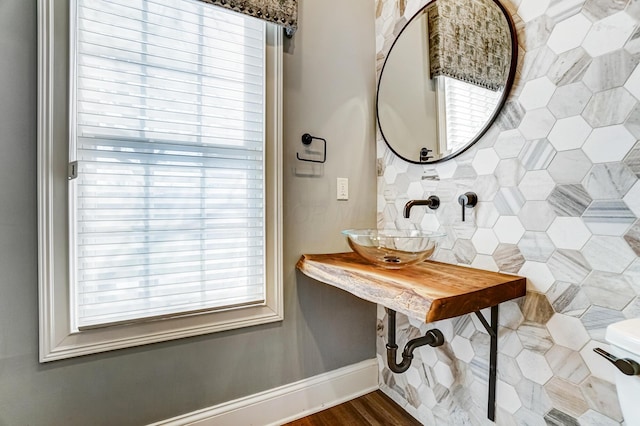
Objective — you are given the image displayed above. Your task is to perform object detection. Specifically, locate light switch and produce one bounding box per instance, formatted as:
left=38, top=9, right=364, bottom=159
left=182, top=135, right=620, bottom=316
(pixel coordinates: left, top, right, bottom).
left=337, top=178, right=349, bottom=200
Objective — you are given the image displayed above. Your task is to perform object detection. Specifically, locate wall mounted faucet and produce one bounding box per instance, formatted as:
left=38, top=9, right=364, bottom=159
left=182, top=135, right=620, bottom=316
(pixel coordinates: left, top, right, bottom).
left=403, top=196, right=440, bottom=218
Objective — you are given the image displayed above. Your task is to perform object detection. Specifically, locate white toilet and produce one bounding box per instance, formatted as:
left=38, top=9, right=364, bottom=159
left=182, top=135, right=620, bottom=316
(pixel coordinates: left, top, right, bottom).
left=605, top=318, right=640, bottom=424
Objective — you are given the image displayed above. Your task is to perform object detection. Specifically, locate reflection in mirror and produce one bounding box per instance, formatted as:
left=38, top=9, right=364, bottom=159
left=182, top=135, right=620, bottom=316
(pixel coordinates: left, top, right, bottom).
left=377, top=0, right=517, bottom=163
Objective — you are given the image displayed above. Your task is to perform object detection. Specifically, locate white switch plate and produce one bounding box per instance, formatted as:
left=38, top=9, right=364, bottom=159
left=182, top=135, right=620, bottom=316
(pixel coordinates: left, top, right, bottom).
left=337, top=177, right=348, bottom=200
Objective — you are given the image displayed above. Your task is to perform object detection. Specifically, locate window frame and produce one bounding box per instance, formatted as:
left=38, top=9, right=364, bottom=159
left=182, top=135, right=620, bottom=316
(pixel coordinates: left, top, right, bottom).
left=37, top=0, right=283, bottom=363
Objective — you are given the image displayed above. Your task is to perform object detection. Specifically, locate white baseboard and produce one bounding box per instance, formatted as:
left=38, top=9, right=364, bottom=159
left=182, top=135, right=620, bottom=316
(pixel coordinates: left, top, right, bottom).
left=150, top=359, right=380, bottom=426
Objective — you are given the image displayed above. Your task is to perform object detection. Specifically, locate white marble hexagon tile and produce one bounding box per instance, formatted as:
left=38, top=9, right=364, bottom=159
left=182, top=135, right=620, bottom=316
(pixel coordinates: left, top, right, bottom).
left=375, top=0, right=640, bottom=424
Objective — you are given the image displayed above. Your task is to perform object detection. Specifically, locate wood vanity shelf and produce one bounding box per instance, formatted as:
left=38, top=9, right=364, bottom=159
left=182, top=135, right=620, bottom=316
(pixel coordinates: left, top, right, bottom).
left=296, top=252, right=526, bottom=422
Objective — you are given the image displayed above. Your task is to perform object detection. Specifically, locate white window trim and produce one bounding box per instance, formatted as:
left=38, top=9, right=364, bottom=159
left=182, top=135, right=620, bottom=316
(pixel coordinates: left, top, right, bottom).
left=37, top=0, right=283, bottom=362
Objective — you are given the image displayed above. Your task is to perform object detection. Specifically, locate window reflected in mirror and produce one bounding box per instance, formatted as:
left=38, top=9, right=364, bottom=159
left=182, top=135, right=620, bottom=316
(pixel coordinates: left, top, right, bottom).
left=438, top=76, right=502, bottom=157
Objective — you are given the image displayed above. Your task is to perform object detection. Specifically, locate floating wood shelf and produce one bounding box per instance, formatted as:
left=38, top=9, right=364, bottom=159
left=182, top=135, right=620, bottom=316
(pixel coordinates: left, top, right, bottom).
left=296, top=252, right=526, bottom=323
left=296, top=251, right=527, bottom=422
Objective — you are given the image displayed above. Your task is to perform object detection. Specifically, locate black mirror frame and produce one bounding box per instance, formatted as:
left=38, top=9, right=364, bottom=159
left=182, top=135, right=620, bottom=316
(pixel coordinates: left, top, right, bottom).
left=376, top=0, right=519, bottom=164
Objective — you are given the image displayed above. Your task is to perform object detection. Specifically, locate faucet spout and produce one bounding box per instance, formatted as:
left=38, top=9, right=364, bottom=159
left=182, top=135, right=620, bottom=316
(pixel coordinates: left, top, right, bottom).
left=403, top=196, right=440, bottom=218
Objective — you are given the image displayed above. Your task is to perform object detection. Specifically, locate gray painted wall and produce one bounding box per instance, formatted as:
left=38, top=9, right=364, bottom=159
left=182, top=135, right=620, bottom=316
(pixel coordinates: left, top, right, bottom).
left=0, top=0, right=377, bottom=424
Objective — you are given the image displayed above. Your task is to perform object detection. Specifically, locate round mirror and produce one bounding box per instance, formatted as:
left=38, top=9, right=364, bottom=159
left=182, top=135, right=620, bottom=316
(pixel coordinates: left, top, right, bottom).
left=377, top=0, right=517, bottom=163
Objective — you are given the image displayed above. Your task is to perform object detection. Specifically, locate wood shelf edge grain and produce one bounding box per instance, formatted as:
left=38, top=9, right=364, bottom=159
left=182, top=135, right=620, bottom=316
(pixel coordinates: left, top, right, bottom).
left=296, top=252, right=526, bottom=323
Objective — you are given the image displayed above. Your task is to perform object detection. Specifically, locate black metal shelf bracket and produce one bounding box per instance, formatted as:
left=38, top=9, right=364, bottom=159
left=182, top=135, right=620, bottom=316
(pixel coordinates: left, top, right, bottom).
left=296, top=133, right=327, bottom=164
left=475, top=306, right=499, bottom=422
left=384, top=305, right=500, bottom=422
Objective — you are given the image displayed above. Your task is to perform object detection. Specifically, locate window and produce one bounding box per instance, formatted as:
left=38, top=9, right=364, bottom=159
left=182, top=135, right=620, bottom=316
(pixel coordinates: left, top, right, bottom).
left=38, top=0, right=283, bottom=362
left=435, top=76, right=502, bottom=156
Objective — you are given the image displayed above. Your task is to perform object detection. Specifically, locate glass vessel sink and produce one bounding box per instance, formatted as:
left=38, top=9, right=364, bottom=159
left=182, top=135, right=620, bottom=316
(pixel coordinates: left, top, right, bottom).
left=342, top=229, right=445, bottom=269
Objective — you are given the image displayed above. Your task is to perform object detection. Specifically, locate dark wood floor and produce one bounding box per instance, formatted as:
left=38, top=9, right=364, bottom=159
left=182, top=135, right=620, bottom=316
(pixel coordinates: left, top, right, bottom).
left=282, top=390, right=422, bottom=426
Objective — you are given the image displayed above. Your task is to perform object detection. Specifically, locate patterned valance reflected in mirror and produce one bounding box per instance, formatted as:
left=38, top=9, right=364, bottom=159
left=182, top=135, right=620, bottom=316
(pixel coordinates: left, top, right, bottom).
left=426, top=0, right=510, bottom=91
left=197, top=0, right=298, bottom=34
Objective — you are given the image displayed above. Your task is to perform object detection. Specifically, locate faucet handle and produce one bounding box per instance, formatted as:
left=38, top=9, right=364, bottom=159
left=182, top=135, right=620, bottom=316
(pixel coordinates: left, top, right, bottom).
left=458, top=192, right=478, bottom=222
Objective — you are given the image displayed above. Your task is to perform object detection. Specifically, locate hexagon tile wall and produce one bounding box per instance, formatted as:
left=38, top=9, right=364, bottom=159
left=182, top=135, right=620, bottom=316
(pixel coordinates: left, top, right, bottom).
left=375, top=0, right=640, bottom=424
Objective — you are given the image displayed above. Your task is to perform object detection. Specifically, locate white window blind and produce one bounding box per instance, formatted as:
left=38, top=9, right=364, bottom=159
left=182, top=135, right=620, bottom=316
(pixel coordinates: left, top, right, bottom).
left=72, top=0, right=267, bottom=329
left=443, top=77, right=502, bottom=154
